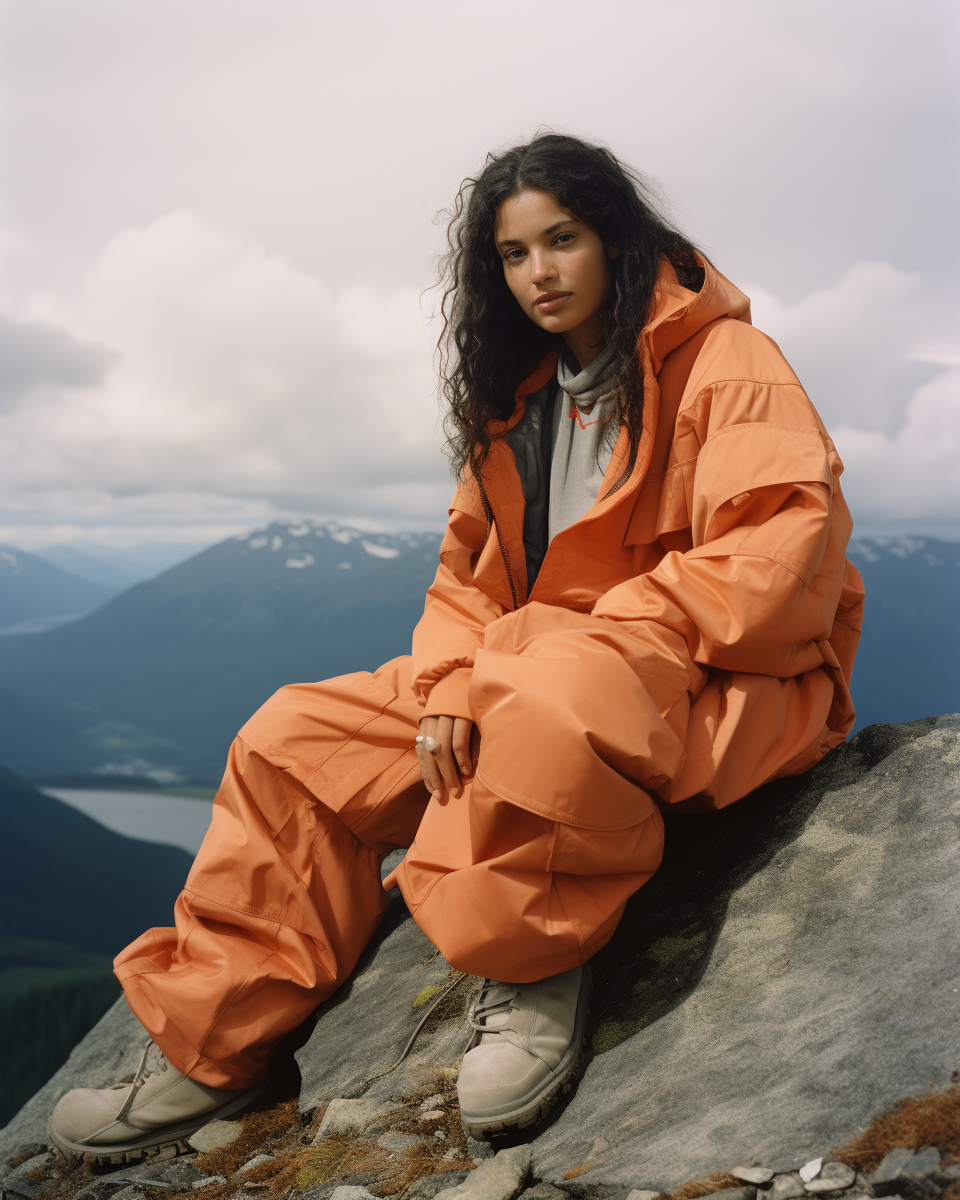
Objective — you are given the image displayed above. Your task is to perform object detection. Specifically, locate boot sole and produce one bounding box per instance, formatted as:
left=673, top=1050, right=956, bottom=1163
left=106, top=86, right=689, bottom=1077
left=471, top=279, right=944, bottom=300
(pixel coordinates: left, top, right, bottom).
left=47, top=1083, right=266, bottom=1167
left=460, top=964, right=591, bottom=1140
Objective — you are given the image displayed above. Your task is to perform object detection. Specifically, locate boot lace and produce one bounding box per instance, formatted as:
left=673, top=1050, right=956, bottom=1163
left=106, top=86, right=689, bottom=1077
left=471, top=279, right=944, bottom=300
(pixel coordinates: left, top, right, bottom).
left=467, top=979, right=519, bottom=1032
left=115, top=1040, right=168, bottom=1122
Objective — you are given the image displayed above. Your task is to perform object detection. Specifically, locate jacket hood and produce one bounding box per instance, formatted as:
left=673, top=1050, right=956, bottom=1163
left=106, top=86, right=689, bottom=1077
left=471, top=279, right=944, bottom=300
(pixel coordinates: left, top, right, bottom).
left=644, top=254, right=751, bottom=373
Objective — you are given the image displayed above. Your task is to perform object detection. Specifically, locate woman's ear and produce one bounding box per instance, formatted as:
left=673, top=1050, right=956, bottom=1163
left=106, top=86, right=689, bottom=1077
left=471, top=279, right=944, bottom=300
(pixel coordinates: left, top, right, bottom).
left=607, top=244, right=620, bottom=260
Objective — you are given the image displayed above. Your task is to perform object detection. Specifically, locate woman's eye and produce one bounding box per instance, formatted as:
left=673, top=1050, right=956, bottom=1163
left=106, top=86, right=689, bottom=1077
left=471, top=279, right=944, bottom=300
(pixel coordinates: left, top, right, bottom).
left=554, top=233, right=575, bottom=245
left=505, top=249, right=526, bottom=261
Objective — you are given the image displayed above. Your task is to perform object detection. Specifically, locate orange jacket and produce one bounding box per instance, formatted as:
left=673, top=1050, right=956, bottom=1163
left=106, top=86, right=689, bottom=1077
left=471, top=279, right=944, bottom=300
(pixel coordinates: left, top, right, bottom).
left=410, top=257, right=864, bottom=807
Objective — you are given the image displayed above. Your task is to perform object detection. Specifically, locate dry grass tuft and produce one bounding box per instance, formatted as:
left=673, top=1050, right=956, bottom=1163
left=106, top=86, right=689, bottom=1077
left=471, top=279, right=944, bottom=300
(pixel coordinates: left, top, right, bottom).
left=671, top=1173, right=742, bottom=1199
left=833, top=1083, right=960, bottom=1172
left=268, top=1132, right=393, bottom=1192
left=194, top=1097, right=302, bottom=1178
left=378, top=1143, right=473, bottom=1196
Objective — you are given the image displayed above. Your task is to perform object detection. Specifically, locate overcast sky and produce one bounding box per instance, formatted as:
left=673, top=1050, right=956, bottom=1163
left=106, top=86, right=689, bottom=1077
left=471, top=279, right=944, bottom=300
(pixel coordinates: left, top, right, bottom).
left=1, top=0, right=957, bottom=549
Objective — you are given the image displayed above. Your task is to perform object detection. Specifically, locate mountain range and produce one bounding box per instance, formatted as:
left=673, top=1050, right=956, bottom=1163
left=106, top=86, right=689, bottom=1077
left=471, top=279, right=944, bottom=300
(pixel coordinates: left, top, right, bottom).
left=0, top=521, right=442, bottom=782
left=0, top=543, right=121, bottom=635
left=0, top=521, right=956, bottom=786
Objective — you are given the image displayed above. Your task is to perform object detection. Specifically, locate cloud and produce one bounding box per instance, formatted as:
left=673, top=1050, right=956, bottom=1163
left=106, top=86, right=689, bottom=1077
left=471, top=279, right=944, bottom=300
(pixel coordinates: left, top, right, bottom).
left=3, top=210, right=450, bottom=519
left=745, top=262, right=932, bottom=435
left=833, top=367, right=960, bottom=526
left=0, top=312, right=112, bottom=410
left=746, top=263, right=959, bottom=528
left=1, top=213, right=956, bottom=536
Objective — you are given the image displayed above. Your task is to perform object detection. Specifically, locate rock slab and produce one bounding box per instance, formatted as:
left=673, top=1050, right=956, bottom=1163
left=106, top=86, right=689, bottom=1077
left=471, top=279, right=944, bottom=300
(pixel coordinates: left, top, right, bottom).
left=530, top=716, right=960, bottom=1189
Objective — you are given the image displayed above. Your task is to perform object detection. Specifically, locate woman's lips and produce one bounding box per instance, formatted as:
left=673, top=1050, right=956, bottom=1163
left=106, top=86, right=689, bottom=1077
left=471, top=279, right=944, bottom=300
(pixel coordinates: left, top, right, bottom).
left=533, top=291, right=572, bottom=313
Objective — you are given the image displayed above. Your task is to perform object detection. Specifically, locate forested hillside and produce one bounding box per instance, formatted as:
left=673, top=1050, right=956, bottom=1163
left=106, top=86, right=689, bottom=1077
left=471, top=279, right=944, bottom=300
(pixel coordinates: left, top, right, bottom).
left=0, top=766, right=193, bottom=1122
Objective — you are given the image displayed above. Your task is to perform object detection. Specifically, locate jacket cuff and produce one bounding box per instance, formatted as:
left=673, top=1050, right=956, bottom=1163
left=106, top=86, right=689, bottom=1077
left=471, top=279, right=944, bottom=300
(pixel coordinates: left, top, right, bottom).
left=421, top=667, right=474, bottom=719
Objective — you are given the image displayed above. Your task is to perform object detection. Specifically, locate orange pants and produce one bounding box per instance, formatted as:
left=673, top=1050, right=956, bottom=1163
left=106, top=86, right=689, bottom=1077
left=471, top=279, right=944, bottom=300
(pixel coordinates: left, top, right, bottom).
left=114, top=602, right=835, bottom=1089
left=113, top=653, right=666, bottom=1088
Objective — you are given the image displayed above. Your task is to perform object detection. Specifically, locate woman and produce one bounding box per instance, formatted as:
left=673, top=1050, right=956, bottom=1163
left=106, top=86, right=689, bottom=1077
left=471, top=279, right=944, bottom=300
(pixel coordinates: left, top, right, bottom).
left=49, top=134, right=863, bottom=1158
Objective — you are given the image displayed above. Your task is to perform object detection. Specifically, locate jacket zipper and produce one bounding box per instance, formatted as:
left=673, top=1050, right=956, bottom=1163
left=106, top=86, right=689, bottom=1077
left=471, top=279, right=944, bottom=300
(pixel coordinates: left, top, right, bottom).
left=476, top=473, right=519, bottom=611
left=598, top=449, right=638, bottom=503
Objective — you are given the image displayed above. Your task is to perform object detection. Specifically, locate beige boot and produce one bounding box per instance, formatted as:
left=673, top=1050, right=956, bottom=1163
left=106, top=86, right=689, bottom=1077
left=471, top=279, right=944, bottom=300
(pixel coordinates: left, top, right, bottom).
left=457, top=964, right=590, bottom=1138
left=48, top=1041, right=265, bottom=1164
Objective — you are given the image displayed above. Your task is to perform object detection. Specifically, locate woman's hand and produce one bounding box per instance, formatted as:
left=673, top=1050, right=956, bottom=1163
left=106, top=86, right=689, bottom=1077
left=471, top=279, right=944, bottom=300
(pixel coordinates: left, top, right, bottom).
left=416, top=715, right=479, bottom=800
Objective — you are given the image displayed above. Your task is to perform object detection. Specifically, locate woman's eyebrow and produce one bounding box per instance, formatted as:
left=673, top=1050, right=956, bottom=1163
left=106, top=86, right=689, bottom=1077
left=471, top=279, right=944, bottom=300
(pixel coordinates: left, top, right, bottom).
left=497, top=219, right=580, bottom=249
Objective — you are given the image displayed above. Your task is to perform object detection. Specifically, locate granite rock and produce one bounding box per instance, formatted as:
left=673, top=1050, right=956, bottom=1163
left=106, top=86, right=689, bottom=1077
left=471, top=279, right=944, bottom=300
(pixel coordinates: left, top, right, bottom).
left=771, top=1173, right=807, bottom=1200
left=295, top=906, right=470, bottom=1111
left=188, top=1120, right=245, bottom=1153
left=530, top=717, right=960, bottom=1190
left=805, top=1163, right=856, bottom=1192
left=376, top=1131, right=425, bottom=1153
left=236, top=1155, right=274, bottom=1177
left=314, top=1099, right=392, bottom=1139
left=434, top=1147, right=531, bottom=1200
left=0, top=1153, right=53, bottom=1199
left=328, top=1189, right=377, bottom=1200
left=733, top=1168, right=775, bottom=1185
left=405, top=1173, right=471, bottom=1199
left=69, top=1156, right=208, bottom=1200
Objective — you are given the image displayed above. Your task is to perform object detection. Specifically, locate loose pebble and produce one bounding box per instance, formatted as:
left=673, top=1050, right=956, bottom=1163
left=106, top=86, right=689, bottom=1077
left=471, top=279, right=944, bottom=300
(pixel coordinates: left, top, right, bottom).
left=733, top=1168, right=775, bottom=1185
left=376, top=1131, right=424, bottom=1153
left=421, top=1108, right=445, bottom=1121
left=771, top=1173, right=807, bottom=1200
left=419, top=1093, right=445, bottom=1110
left=193, top=1178, right=227, bottom=1189
left=804, top=1163, right=856, bottom=1193
left=901, top=1148, right=941, bottom=1177
left=800, top=1160, right=824, bottom=1184
left=187, top=1120, right=244, bottom=1153
left=432, top=1145, right=532, bottom=1200
left=315, top=1098, right=392, bottom=1140
left=236, top=1155, right=274, bottom=1177
left=625, top=1191, right=662, bottom=1200
left=868, top=1148, right=915, bottom=1185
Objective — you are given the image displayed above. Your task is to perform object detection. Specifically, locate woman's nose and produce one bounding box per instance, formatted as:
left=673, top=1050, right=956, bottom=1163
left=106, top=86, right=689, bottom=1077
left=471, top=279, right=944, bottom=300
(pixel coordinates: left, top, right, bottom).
left=530, top=250, right=557, bottom=284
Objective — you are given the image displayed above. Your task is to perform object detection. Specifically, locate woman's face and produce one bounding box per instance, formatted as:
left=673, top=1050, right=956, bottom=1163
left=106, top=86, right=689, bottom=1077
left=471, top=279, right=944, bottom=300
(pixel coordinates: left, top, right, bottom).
left=494, top=187, right=617, bottom=365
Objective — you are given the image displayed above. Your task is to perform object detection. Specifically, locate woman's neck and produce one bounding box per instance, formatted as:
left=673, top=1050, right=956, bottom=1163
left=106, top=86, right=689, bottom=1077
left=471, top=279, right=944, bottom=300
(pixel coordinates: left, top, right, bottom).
left=562, top=316, right=606, bottom=370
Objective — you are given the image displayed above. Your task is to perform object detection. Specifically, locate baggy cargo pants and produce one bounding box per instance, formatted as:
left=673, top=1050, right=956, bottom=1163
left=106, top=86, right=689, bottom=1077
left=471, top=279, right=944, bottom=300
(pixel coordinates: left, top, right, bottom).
left=114, top=607, right=836, bottom=1089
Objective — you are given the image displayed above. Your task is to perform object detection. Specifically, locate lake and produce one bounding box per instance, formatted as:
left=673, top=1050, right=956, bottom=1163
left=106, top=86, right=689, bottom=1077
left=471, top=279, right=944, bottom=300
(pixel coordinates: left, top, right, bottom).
left=44, top=789, right=213, bottom=856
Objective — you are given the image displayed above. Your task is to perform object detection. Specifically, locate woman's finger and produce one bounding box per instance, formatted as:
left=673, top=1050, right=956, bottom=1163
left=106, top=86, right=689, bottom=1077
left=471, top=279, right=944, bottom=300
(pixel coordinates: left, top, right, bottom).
left=416, top=717, right=442, bottom=798
left=451, top=718, right=474, bottom=777
left=433, top=715, right=463, bottom=797
left=417, top=748, right=443, bottom=799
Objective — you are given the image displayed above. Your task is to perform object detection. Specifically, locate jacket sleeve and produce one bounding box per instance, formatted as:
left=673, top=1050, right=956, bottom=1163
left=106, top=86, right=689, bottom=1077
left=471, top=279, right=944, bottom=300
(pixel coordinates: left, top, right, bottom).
left=592, top=380, right=847, bottom=713
left=411, top=484, right=506, bottom=719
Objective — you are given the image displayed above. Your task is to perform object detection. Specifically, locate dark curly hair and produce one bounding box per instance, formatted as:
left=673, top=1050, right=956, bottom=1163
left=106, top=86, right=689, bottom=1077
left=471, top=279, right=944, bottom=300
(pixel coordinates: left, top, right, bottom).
left=437, top=133, right=703, bottom=478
